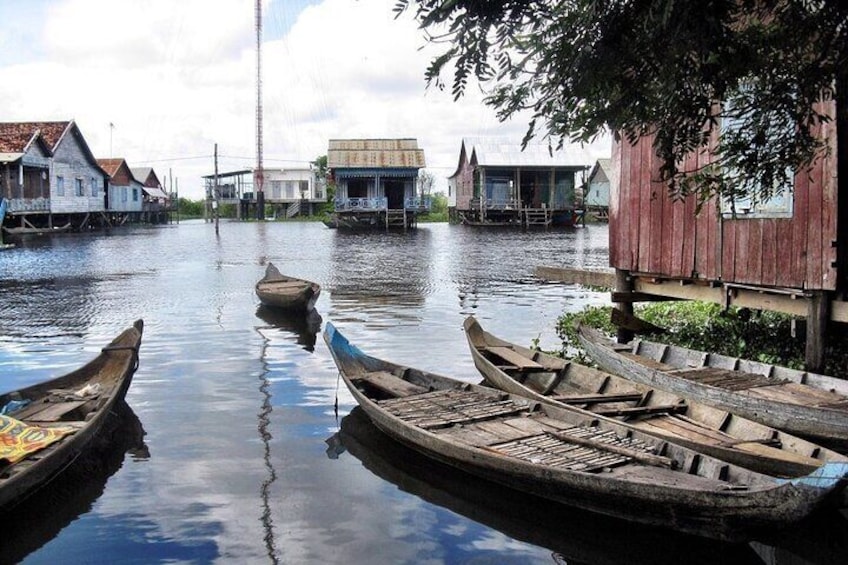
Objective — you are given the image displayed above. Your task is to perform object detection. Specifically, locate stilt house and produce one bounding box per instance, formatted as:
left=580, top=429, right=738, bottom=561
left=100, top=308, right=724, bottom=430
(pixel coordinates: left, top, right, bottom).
left=327, top=138, right=429, bottom=230
left=0, top=120, right=109, bottom=233
left=608, top=102, right=845, bottom=370
left=448, top=137, right=594, bottom=227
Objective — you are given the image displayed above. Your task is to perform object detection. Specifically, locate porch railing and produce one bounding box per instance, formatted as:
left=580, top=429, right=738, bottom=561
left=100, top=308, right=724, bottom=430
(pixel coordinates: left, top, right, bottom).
left=334, top=197, right=387, bottom=212
left=469, top=197, right=520, bottom=210
left=404, top=197, right=432, bottom=211
left=6, top=197, right=50, bottom=212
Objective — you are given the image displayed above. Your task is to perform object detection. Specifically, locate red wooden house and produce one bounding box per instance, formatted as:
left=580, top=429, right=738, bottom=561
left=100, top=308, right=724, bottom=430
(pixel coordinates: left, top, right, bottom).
left=609, top=104, right=844, bottom=370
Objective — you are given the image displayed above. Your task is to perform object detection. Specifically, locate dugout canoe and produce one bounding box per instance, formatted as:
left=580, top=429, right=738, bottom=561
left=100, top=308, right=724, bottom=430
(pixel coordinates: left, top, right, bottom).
left=577, top=325, right=848, bottom=446
left=463, top=316, right=848, bottom=478
left=324, top=322, right=848, bottom=540
left=0, top=320, right=143, bottom=511
left=255, top=262, right=320, bottom=312
left=329, top=407, right=762, bottom=565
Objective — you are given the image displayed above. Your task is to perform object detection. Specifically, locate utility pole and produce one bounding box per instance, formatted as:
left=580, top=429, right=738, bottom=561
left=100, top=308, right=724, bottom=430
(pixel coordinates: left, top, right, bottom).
left=214, top=143, right=220, bottom=235
left=254, top=0, right=265, bottom=221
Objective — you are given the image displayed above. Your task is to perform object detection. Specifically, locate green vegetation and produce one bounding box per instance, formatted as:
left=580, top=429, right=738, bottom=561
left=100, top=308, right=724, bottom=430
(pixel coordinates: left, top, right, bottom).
left=176, top=197, right=205, bottom=218
left=419, top=192, right=449, bottom=222
left=395, top=1, right=845, bottom=206
left=558, top=301, right=848, bottom=376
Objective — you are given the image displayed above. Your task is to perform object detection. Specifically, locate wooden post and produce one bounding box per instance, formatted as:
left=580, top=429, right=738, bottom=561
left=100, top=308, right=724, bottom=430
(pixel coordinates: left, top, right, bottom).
left=805, top=291, right=829, bottom=372
left=615, top=269, right=635, bottom=344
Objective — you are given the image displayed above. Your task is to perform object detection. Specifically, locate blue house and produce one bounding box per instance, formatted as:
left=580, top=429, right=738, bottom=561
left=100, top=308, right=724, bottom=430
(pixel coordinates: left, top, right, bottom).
left=327, top=138, right=429, bottom=229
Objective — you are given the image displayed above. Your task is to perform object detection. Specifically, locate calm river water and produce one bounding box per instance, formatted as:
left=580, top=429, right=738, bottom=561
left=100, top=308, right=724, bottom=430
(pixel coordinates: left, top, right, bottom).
left=0, top=221, right=845, bottom=564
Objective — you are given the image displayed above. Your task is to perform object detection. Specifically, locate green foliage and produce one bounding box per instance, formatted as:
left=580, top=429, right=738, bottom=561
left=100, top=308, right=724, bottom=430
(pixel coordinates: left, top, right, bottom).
left=555, top=306, right=615, bottom=363
left=559, top=301, right=848, bottom=375
left=177, top=197, right=204, bottom=218
left=394, top=0, right=847, bottom=205
left=419, top=192, right=449, bottom=222
left=313, top=154, right=336, bottom=217
left=635, top=302, right=806, bottom=368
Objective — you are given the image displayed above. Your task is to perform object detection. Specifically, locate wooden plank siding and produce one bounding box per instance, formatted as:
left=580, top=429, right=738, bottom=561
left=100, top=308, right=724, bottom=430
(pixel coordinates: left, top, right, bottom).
left=612, top=104, right=838, bottom=291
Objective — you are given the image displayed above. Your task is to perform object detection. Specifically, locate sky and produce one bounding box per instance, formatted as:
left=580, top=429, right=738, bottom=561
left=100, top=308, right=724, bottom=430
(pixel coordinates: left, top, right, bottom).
left=0, top=0, right=611, bottom=200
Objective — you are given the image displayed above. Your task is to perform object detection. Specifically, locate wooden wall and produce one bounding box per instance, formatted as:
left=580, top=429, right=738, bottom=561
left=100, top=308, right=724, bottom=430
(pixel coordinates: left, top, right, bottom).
left=610, top=118, right=838, bottom=291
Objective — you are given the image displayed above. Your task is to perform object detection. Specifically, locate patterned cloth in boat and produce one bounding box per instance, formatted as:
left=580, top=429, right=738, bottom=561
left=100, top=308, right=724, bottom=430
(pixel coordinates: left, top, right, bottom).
left=0, top=415, right=74, bottom=465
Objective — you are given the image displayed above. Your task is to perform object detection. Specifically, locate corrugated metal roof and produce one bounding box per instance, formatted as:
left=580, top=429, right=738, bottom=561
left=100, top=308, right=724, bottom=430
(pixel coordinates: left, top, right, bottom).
left=142, top=186, right=169, bottom=199
left=327, top=138, right=426, bottom=169
left=464, top=136, right=592, bottom=169
left=0, top=152, right=24, bottom=163
left=590, top=158, right=612, bottom=182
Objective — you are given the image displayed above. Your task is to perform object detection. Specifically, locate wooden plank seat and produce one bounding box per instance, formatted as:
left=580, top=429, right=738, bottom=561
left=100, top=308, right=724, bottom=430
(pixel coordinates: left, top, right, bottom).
left=353, top=371, right=429, bottom=398
left=550, top=392, right=644, bottom=405
left=18, top=399, right=88, bottom=422
left=593, top=403, right=688, bottom=418
left=485, top=346, right=545, bottom=371
left=263, top=280, right=310, bottom=289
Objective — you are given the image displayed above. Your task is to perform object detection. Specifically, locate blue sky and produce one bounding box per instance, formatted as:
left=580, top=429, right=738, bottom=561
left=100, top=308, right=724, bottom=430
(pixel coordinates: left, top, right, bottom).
left=0, top=0, right=610, bottom=198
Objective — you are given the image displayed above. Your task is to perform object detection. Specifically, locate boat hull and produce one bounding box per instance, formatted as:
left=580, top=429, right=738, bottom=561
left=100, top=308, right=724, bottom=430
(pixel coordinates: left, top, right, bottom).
left=0, top=320, right=143, bottom=511
left=324, top=322, right=848, bottom=541
left=463, top=316, right=848, bottom=479
left=255, top=262, right=320, bottom=312
left=578, top=325, right=848, bottom=445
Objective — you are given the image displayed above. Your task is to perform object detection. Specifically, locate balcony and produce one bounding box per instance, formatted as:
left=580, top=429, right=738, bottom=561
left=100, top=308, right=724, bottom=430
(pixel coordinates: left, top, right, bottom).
left=334, top=197, right=388, bottom=212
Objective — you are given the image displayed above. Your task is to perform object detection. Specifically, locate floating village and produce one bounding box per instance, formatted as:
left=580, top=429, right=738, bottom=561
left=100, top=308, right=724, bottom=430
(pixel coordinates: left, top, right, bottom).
left=2, top=112, right=848, bottom=553
left=2, top=2, right=848, bottom=560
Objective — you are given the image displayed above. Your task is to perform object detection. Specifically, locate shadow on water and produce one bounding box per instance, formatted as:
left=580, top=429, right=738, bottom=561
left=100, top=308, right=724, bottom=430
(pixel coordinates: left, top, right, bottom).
left=254, top=305, right=323, bottom=352
left=328, top=407, right=765, bottom=565
left=0, top=401, right=147, bottom=563
left=749, top=508, right=848, bottom=565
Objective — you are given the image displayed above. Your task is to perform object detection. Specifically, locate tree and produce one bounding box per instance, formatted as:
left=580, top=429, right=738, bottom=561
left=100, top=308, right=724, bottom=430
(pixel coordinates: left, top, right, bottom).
left=394, top=1, right=848, bottom=206
left=313, top=154, right=336, bottom=216
left=418, top=169, right=436, bottom=196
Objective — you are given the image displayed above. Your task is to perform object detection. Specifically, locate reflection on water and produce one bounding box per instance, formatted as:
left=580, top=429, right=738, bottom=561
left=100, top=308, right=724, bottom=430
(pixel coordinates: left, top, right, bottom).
left=0, top=401, right=147, bottom=564
left=0, top=222, right=843, bottom=563
left=331, top=408, right=763, bottom=565
left=255, top=305, right=323, bottom=352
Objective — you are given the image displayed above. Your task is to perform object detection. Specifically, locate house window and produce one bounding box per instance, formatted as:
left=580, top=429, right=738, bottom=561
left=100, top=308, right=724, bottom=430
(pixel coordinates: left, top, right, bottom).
left=90, top=178, right=98, bottom=197
left=122, top=187, right=128, bottom=202
left=271, top=180, right=282, bottom=199
left=75, top=178, right=84, bottom=196
left=719, top=83, right=794, bottom=219
left=284, top=181, right=295, bottom=199
left=57, top=176, right=64, bottom=196
left=299, top=180, right=309, bottom=198
left=133, top=188, right=139, bottom=201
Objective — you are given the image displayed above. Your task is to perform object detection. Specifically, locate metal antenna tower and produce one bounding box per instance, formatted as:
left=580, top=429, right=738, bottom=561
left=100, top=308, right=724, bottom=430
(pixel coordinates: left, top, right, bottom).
left=255, top=0, right=265, bottom=219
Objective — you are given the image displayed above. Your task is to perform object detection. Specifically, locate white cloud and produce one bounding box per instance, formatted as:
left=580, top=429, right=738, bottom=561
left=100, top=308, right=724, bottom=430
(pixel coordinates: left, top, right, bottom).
left=0, top=0, right=610, bottom=199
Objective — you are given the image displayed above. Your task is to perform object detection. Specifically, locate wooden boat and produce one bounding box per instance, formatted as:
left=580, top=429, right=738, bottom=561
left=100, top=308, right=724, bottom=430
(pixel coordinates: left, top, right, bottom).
left=1, top=223, right=72, bottom=236
left=0, top=401, right=145, bottom=560
left=578, top=325, right=848, bottom=445
left=324, top=322, right=848, bottom=540
left=0, top=320, right=143, bottom=510
left=255, top=262, right=320, bottom=312
left=330, top=407, right=763, bottom=565
left=464, top=316, right=848, bottom=478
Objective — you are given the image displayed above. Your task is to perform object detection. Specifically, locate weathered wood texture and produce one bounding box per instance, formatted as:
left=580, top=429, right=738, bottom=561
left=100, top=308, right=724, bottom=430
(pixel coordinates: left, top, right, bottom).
left=534, top=266, right=616, bottom=288
left=610, top=107, right=838, bottom=291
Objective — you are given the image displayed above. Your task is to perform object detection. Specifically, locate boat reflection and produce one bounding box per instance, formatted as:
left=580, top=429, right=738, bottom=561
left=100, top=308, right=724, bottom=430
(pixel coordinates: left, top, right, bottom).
left=0, top=401, right=147, bottom=563
left=330, top=407, right=764, bottom=565
left=255, top=304, right=322, bottom=351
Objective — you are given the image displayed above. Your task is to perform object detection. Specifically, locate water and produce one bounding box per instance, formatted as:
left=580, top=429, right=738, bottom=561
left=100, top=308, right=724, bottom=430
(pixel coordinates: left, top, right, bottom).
left=0, top=221, right=844, bottom=564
